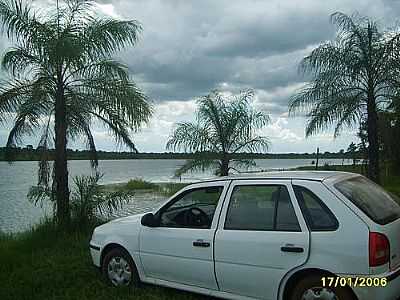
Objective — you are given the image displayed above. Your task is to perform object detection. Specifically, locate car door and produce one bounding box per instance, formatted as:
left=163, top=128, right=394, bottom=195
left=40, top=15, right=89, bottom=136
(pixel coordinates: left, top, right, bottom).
left=214, top=180, right=310, bottom=300
left=139, top=181, right=229, bottom=290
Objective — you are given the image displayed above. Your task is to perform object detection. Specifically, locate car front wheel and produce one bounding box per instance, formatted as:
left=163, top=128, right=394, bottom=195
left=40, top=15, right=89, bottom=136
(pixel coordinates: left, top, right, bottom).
left=101, top=247, right=139, bottom=287
left=291, top=275, right=354, bottom=300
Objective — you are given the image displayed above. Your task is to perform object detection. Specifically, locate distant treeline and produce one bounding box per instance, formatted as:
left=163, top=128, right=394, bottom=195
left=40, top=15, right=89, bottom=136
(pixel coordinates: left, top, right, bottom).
left=0, top=147, right=362, bottom=161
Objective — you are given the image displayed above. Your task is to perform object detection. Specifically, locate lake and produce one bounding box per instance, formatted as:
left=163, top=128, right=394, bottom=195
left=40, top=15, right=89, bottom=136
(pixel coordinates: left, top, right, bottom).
left=0, top=158, right=350, bottom=233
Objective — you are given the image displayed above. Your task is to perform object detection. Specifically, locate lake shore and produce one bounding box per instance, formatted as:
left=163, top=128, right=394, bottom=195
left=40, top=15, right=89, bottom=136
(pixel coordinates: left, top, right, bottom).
left=101, top=165, right=400, bottom=203
left=0, top=159, right=384, bottom=234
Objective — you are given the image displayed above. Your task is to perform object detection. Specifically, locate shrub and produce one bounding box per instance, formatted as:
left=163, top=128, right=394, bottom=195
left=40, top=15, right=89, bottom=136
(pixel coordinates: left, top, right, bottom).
left=28, top=173, right=133, bottom=224
left=125, top=178, right=157, bottom=190
left=71, top=173, right=133, bottom=223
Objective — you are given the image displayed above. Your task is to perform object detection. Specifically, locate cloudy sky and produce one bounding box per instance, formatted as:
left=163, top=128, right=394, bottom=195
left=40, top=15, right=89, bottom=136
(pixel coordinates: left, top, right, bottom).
left=0, top=0, right=399, bottom=153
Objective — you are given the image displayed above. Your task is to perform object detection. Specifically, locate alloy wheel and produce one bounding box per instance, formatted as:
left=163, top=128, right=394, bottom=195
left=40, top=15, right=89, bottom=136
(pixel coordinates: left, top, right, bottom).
left=107, top=256, right=132, bottom=286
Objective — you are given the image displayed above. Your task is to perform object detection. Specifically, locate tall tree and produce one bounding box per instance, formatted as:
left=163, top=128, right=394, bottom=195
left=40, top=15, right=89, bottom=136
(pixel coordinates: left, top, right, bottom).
left=289, top=12, right=400, bottom=183
left=166, top=90, right=270, bottom=176
left=0, top=0, right=152, bottom=227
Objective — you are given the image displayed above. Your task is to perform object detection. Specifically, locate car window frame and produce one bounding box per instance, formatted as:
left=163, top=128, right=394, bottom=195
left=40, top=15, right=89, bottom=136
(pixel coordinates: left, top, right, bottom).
left=222, top=182, right=303, bottom=232
left=155, top=182, right=229, bottom=230
left=293, top=185, right=339, bottom=232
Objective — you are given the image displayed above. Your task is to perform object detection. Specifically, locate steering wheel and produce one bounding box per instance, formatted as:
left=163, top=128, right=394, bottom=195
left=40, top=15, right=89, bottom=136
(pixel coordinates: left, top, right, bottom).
left=183, top=207, right=210, bottom=227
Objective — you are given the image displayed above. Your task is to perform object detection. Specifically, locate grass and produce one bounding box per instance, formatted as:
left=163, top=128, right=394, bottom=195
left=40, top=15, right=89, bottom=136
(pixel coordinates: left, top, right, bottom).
left=0, top=219, right=206, bottom=300
left=103, top=180, right=190, bottom=198
left=125, top=178, right=157, bottom=190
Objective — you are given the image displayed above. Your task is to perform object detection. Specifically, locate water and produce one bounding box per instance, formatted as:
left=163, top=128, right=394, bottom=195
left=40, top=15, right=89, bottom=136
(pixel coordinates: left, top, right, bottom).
left=0, top=158, right=350, bottom=233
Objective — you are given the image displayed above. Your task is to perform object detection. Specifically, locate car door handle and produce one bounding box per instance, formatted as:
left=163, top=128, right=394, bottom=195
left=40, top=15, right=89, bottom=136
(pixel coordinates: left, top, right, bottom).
left=193, top=240, right=210, bottom=248
left=281, top=246, right=304, bottom=253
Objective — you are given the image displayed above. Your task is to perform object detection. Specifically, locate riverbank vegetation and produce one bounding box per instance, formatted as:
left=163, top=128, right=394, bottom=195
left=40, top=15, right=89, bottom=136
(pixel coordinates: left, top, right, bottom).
left=126, top=178, right=158, bottom=190
left=0, top=147, right=363, bottom=161
left=104, top=179, right=189, bottom=197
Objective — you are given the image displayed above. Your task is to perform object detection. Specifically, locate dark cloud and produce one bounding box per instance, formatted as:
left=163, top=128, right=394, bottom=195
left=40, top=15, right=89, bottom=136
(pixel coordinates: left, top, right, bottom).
left=0, top=0, right=399, bottom=152
left=108, top=0, right=400, bottom=107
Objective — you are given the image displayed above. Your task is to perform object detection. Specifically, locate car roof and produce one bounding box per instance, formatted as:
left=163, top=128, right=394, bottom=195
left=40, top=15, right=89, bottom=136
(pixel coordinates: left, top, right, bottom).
left=199, top=171, right=359, bottom=183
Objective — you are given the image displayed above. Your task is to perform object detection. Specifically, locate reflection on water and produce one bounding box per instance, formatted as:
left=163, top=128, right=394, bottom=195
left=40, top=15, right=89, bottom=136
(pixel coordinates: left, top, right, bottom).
left=0, top=158, right=351, bottom=233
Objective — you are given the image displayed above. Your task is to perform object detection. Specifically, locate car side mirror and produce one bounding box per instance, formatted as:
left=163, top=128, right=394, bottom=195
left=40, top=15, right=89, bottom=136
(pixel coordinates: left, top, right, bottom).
left=141, top=213, right=159, bottom=227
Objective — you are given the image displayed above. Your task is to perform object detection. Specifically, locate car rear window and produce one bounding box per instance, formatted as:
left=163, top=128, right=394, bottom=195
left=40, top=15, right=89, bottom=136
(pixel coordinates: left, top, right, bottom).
left=335, top=177, right=400, bottom=225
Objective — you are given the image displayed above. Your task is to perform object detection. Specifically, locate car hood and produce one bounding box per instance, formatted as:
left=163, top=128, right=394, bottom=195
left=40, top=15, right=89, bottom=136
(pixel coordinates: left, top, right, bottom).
left=94, top=213, right=145, bottom=235
left=108, top=213, right=145, bottom=224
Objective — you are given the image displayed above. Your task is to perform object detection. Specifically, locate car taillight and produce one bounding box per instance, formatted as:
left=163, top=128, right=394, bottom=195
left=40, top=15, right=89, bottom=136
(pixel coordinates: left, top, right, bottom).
left=369, top=232, right=390, bottom=267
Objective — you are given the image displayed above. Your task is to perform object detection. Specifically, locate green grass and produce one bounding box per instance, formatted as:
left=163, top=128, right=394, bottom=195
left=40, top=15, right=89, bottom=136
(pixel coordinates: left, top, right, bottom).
left=125, top=178, right=157, bottom=190
left=102, top=181, right=190, bottom=198
left=0, top=220, right=206, bottom=300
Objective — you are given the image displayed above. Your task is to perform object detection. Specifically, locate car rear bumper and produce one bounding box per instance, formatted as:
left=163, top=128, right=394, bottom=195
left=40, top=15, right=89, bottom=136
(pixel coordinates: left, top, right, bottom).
left=89, top=242, right=101, bottom=267
left=352, top=268, right=400, bottom=300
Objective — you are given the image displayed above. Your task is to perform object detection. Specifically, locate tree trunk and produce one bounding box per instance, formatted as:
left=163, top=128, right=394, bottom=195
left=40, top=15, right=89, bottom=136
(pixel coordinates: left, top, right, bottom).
left=54, top=84, right=70, bottom=228
left=220, top=154, right=229, bottom=176
left=366, top=95, right=380, bottom=183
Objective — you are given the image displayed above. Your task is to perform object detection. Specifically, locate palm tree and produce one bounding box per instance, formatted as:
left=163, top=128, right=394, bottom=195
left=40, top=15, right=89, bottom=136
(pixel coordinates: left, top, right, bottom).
left=166, top=90, right=270, bottom=176
left=289, top=12, right=400, bottom=183
left=0, top=0, right=152, bottom=227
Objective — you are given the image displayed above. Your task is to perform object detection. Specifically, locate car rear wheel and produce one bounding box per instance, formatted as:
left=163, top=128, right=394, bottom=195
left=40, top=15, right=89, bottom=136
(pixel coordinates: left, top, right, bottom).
left=291, top=275, right=354, bottom=300
left=101, top=247, right=139, bottom=287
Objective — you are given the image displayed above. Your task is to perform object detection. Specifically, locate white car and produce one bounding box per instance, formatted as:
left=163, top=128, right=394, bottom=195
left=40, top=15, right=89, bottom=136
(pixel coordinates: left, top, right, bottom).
left=90, top=171, right=400, bottom=300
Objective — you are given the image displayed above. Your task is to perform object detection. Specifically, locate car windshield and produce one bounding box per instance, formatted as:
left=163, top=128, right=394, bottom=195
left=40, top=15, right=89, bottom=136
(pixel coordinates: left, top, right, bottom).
left=335, top=177, right=400, bottom=225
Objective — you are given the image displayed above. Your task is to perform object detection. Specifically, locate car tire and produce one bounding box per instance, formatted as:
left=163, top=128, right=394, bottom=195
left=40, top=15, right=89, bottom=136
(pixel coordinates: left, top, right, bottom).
left=290, top=275, right=354, bottom=300
left=101, top=247, right=140, bottom=287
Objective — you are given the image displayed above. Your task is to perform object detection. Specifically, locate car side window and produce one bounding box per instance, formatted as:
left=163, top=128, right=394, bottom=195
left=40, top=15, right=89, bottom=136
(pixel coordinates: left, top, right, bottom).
left=159, top=186, right=223, bottom=229
left=224, top=185, right=300, bottom=231
left=293, top=185, right=339, bottom=231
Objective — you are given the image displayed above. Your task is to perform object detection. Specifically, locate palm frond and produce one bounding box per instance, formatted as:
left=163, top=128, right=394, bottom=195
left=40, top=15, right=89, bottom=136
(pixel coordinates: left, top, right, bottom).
left=66, top=108, right=98, bottom=168
left=37, top=115, right=52, bottom=187
left=71, top=172, right=133, bottom=220
left=82, top=18, right=142, bottom=57
left=28, top=184, right=52, bottom=207
left=77, top=78, right=152, bottom=130
left=1, top=46, right=41, bottom=75
left=229, top=159, right=256, bottom=173
left=174, top=158, right=221, bottom=177
left=166, top=122, right=214, bottom=152
left=232, top=136, right=270, bottom=153
left=0, top=78, right=48, bottom=122
left=92, top=111, right=138, bottom=152
left=67, top=59, right=130, bottom=83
